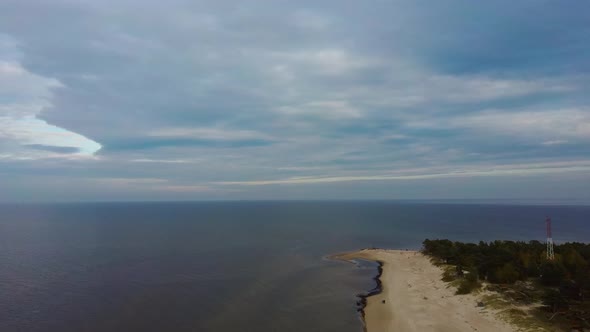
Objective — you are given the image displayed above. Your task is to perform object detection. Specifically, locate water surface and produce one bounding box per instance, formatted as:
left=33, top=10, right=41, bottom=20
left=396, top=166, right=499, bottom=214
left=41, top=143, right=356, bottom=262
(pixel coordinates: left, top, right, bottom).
left=1, top=201, right=589, bottom=331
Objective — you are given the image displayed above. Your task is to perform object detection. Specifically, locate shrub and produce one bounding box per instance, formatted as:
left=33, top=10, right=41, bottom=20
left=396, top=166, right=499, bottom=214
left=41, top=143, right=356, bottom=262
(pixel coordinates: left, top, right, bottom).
left=442, top=268, right=455, bottom=282
left=456, top=279, right=480, bottom=294
left=540, top=262, right=567, bottom=286
left=493, top=263, right=520, bottom=284
left=542, top=289, right=568, bottom=313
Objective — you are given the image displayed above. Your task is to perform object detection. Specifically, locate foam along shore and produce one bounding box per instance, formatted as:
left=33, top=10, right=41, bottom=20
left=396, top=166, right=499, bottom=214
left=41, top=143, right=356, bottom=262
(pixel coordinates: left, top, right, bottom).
left=332, top=249, right=517, bottom=332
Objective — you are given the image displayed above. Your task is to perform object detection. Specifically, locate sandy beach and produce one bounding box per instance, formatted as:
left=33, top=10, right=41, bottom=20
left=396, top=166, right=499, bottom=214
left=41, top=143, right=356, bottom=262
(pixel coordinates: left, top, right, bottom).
left=333, top=249, right=517, bottom=332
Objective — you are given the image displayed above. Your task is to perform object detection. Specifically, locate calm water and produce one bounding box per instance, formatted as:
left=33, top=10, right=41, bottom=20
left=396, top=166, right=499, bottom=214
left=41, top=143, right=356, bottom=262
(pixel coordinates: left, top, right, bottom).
left=1, top=201, right=589, bottom=331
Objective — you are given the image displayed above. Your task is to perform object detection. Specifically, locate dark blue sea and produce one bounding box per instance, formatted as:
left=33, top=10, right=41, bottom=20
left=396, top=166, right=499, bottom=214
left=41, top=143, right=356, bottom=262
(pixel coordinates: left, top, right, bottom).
left=1, top=201, right=589, bottom=331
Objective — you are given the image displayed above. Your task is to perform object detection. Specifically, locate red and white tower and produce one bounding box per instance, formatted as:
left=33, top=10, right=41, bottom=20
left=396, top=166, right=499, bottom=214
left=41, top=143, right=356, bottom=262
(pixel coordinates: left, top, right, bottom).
left=546, top=217, right=555, bottom=260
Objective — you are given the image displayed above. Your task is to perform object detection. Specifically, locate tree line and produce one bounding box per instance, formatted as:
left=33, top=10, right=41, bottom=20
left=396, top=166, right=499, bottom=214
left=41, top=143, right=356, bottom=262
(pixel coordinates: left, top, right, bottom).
left=423, top=239, right=589, bottom=287
left=422, top=239, right=590, bottom=300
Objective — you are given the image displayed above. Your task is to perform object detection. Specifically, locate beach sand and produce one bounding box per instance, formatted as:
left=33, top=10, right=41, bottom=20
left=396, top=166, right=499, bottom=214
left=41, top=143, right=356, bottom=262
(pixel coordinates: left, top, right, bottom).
left=333, top=249, right=517, bottom=332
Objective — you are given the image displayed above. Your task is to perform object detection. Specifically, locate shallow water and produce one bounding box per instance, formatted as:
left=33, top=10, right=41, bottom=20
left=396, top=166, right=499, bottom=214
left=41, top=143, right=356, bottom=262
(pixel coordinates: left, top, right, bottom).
left=1, top=201, right=589, bottom=331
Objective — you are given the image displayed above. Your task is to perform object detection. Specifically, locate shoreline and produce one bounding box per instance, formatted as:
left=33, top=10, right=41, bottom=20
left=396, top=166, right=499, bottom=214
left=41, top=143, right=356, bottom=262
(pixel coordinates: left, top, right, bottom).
left=331, top=249, right=518, bottom=332
left=329, top=250, right=386, bottom=331
left=356, top=260, right=383, bottom=329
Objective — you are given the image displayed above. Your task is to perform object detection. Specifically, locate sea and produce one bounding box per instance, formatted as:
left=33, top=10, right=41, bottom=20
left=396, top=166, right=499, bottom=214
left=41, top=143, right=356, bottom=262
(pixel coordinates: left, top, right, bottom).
left=1, top=201, right=589, bottom=332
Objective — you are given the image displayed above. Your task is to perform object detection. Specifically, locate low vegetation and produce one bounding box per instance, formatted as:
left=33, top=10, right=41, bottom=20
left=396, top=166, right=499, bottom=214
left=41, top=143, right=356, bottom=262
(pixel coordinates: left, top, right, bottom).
left=422, top=239, right=590, bottom=331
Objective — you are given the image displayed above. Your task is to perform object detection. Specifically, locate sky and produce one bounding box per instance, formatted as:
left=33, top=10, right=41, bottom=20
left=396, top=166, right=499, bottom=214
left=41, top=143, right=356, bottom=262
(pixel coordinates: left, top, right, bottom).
left=1, top=0, right=589, bottom=202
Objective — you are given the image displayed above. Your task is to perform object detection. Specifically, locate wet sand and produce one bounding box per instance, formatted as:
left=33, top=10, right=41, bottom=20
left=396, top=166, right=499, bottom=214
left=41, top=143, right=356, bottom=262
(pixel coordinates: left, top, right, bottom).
left=333, top=249, right=516, bottom=332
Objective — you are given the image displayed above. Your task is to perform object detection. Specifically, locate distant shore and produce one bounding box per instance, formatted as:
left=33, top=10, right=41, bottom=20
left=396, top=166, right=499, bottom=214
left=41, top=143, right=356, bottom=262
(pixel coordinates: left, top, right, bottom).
left=331, top=249, right=517, bottom=332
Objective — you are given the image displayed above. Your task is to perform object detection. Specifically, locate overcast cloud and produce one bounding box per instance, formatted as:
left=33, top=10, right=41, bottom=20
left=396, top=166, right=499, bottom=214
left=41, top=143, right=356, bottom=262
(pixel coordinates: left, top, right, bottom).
left=1, top=0, right=589, bottom=202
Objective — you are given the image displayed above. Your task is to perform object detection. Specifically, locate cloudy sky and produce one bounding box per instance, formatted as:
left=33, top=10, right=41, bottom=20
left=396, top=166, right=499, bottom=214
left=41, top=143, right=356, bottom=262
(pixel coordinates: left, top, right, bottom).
left=1, top=0, right=589, bottom=202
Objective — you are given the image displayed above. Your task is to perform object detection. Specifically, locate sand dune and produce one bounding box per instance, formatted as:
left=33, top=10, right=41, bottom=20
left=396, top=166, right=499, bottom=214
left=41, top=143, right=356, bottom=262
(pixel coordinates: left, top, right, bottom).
left=334, top=249, right=517, bottom=332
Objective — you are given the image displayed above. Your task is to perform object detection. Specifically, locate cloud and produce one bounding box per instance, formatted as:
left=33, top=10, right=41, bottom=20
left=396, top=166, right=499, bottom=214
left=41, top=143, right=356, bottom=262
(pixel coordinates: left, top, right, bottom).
left=270, top=48, right=375, bottom=75
left=106, top=137, right=272, bottom=151
left=451, top=108, right=590, bottom=141
left=150, top=127, right=273, bottom=141
left=418, top=76, right=573, bottom=104
left=216, top=160, right=590, bottom=186
left=0, top=1, right=588, bottom=201
left=275, top=100, right=362, bottom=118
left=0, top=35, right=102, bottom=160
left=0, top=115, right=102, bottom=159
left=24, top=144, right=81, bottom=154
left=94, top=177, right=168, bottom=186
left=130, top=158, right=195, bottom=164
left=89, top=177, right=234, bottom=194
left=542, top=140, right=569, bottom=146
